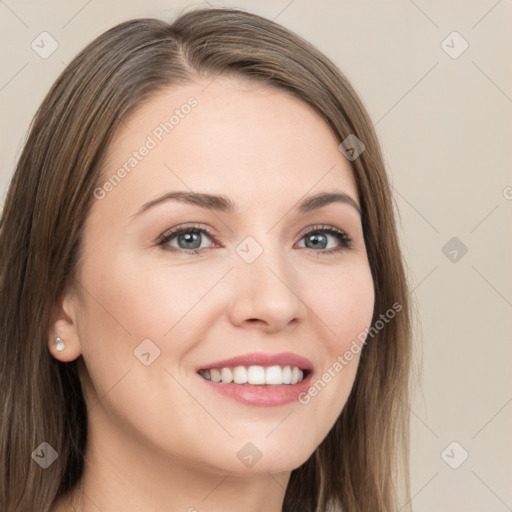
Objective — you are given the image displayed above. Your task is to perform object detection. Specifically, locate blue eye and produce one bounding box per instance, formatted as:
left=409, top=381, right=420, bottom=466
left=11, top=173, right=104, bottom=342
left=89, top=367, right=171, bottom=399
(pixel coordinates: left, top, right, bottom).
left=298, top=225, right=352, bottom=254
left=158, top=224, right=215, bottom=255
left=158, top=224, right=352, bottom=256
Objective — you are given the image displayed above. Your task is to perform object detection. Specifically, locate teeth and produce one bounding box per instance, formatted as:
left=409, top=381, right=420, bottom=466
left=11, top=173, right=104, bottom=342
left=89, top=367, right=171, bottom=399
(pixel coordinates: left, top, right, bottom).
left=221, top=368, right=233, bottom=384
left=248, top=365, right=265, bottom=384
left=233, top=366, right=248, bottom=384
left=210, top=369, right=222, bottom=382
left=199, top=365, right=306, bottom=385
left=265, top=365, right=283, bottom=385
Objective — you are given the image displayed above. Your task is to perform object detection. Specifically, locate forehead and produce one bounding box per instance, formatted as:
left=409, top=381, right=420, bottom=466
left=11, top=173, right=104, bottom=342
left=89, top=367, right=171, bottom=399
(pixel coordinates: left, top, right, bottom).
left=98, top=77, right=358, bottom=213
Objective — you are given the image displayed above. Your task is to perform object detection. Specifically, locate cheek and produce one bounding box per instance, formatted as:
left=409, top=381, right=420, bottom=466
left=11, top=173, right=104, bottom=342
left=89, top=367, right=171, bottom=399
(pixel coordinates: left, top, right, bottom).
left=74, top=251, right=223, bottom=407
left=294, top=260, right=374, bottom=425
left=72, top=254, right=161, bottom=403
left=308, top=260, right=375, bottom=352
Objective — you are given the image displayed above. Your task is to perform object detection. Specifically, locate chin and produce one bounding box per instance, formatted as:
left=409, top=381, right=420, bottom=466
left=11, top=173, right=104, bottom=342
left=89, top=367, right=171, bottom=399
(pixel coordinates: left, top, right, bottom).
left=225, top=440, right=317, bottom=476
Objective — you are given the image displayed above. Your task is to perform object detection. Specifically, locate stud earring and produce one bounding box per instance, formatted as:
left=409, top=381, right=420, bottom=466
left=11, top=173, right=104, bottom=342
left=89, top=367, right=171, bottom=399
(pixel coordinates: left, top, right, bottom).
left=53, top=337, right=65, bottom=352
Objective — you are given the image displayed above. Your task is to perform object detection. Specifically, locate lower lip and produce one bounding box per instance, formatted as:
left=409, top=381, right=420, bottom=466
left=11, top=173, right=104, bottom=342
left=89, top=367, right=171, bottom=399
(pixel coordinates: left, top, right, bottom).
left=198, top=372, right=313, bottom=407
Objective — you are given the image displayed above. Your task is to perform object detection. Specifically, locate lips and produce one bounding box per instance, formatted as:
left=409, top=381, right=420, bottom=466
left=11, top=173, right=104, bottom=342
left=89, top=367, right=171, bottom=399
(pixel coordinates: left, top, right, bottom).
left=196, top=351, right=314, bottom=373
left=196, top=351, right=314, bottom=407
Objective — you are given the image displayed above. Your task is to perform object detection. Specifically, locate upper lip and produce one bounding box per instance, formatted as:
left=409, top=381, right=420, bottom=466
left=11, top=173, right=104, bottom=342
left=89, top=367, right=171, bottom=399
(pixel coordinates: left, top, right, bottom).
left=197, top=352, right=314, bottom=372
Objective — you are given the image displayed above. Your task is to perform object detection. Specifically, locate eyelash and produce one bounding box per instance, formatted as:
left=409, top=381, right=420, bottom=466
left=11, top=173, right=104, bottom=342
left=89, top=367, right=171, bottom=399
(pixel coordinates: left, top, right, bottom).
left=157, top=223, right=352, bottom=257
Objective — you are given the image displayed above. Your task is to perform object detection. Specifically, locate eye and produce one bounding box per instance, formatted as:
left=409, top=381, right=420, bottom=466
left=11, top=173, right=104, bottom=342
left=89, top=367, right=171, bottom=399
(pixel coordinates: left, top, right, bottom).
left=158, top=224, right=218, bottom=255
left=157, top=223, right=352, bottom=256
left=296, top=225, right=352, bottom=256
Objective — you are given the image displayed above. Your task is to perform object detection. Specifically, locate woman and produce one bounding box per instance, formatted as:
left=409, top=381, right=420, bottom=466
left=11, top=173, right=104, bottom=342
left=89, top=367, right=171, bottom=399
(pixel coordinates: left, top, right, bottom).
left=0, top=7, right=413, bottom=512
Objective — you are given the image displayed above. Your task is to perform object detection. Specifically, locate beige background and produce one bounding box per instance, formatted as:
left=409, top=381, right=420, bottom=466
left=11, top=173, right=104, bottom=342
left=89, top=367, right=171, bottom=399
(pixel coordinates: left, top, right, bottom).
left=1, top=1, right=511, bottom=510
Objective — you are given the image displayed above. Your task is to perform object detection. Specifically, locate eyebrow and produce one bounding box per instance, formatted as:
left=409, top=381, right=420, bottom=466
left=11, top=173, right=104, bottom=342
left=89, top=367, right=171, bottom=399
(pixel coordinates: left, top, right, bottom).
left=132, top=190, right=361, bottom=218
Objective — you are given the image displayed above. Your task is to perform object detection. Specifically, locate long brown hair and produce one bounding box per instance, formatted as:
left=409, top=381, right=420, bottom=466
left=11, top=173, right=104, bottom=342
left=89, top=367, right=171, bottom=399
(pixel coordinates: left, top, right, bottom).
left=0, top=7, right=413, bottom=511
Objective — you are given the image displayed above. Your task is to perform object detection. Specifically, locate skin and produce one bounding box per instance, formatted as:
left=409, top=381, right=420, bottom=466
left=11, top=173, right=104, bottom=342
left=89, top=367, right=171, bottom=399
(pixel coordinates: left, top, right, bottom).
left=49, top=76, right=375, bottom=512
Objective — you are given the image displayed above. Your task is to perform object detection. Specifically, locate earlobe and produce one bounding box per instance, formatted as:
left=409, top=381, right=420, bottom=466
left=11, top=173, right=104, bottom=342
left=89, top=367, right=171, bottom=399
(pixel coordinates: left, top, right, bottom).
left=48, top=334, right=81, bottom=362
left=48, top=288, right=83, bottom=362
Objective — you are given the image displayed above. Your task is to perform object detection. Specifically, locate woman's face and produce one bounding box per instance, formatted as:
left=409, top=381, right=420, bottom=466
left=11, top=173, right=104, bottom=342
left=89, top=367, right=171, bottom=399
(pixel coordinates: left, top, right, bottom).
left=65, top=77, right=374, bottom=476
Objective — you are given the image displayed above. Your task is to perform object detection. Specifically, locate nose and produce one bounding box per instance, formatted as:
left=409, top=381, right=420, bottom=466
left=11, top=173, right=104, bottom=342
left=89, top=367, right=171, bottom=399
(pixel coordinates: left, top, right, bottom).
left=226, top=244, right=306, bottom=333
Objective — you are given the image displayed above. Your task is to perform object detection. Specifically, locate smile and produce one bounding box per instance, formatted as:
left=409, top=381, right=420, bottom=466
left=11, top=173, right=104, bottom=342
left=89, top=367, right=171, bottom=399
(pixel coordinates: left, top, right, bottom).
left=198, top=365, right=309, bottom=385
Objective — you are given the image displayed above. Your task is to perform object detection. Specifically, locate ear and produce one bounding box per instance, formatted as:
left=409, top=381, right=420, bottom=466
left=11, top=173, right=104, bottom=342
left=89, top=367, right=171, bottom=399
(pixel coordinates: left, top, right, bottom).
left=48, top=285, right=82, bottom=362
